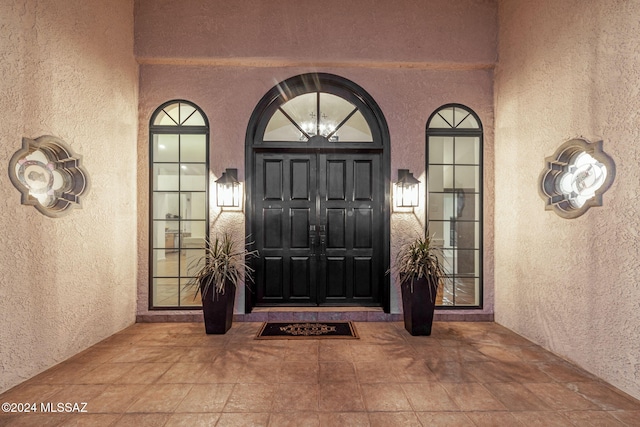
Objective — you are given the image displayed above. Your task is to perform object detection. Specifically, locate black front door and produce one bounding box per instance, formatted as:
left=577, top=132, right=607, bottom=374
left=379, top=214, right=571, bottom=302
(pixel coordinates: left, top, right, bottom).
left=253, top=151, right=382, bottom=305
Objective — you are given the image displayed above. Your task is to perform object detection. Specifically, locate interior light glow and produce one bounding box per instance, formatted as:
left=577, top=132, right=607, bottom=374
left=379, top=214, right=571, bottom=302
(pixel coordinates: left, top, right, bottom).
left=395, top=169, right=420, bottom=208
left=216, top=168, right=241, bottom=208
left=557, top=152, right=607, bottom=208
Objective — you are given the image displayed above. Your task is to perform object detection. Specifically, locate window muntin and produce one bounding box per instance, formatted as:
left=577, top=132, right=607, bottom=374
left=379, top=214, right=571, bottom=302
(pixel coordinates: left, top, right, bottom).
left=263, top=91, right=373, bottom=142
left=427, top=105, right=482, bottom=308
left=150, top=101, right=209, bottom=309
left=153, top=102, right=206, bottom=126
left=429, top=106, right=480, bottom=130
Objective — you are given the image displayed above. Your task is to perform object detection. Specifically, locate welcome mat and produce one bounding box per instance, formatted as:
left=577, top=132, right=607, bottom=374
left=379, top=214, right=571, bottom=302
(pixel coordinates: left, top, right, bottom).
left=255, top=321, right=359, bottom=340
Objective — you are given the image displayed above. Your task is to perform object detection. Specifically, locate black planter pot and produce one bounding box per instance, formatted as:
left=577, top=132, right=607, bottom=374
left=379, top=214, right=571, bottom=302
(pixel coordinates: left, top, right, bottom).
left=400, top=276, right=437, bottom=336
left=201, top=278, right=235, bottom=334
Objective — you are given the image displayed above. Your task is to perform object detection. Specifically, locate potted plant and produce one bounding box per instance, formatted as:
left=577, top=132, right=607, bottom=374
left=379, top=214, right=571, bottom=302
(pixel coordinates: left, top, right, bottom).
left=392, top=233, right=447, bottom=336
left=188, top=232, right=258, bottom=334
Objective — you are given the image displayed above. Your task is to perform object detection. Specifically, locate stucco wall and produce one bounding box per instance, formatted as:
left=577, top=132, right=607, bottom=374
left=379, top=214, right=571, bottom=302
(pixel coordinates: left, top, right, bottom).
left=0, top=1, right=138, bottom=394
left=495, top=0, right=640, bottom=399
left=134, top=0, right=497, bottom=317
left=134, top=0, right=497, bottom=65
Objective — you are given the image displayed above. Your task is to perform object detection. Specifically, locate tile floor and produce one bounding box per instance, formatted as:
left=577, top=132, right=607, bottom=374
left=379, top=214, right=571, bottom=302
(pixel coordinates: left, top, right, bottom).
left=1, top=321, right=639, bottom=426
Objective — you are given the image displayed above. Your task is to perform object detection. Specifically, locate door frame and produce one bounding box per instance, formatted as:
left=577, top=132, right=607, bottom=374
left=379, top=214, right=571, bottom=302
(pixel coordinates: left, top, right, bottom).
left=244, top=73, right=391, bottom=313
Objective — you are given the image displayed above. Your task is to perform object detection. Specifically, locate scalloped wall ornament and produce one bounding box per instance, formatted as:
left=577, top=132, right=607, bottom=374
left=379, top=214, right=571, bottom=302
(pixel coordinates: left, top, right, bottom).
left=8, top=135, right=90, bottom=218
left=539, top=138, right=615, bottom=219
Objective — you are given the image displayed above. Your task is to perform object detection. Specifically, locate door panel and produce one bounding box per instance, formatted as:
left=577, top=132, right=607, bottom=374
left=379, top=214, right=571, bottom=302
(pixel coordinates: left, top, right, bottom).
left=254, top=153, right=317, bottom=304
left=327, top=161, right=346, bottom=200
left=326, top=209, right=346, bottom=248
left=354, top=208, right=373, bottom=248
left=318, top=153, right=381, bottom=305
left=290, top=257, right=311, bottom=297
left=354, top=257, right=373, bottom=297
left=354, top=160, right=373, bottom=200
left=291, top=160, right=311, bottom=200
left=254, top=151, right=381, bottom=305
left=264, top=257, right=283, bottom=297
left=264, top=208, right=282, bottom=247
left=290, top=208, right=310, bottom=247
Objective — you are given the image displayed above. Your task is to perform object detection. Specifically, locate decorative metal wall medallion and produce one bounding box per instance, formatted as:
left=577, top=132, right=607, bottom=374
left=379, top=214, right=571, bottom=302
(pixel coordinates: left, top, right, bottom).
left=539, top=138, right=615, bottom=219
left=9, top=136, right=89, bottom=217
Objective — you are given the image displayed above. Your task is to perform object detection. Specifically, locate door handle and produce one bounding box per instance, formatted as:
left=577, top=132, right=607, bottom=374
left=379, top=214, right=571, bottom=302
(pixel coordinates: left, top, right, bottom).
left=318, top=225, right=326, bottom=256
left=309, top=225, right=317, bottom=257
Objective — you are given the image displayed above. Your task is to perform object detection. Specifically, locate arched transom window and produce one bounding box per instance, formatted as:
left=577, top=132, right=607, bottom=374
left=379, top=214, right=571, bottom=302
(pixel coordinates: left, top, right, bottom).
left=426, top=104, right=483, bottom=308
left=264, top=92, right=374, bottom=143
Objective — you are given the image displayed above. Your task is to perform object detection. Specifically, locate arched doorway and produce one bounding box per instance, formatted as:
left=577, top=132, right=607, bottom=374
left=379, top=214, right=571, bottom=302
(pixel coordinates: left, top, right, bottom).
left=245, top=73, right=390, bottom=311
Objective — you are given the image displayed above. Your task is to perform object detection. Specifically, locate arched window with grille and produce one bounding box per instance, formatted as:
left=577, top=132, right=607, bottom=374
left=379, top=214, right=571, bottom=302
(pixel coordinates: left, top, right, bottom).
left=149, top=100, right=209, bottom=309
left=426, top=104, right=483, bottom=308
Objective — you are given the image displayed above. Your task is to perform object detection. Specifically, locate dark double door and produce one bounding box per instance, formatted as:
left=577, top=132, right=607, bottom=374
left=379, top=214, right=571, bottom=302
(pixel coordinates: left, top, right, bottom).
left=253, top=151, right=383, bottom=306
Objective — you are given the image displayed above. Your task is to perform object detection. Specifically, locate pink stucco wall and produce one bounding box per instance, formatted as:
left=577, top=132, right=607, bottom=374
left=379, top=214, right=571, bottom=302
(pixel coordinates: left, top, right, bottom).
left=0, top=1, right=138, bottom=394
left=495, top=0, right=640, bottom=400
left=134, top=0, right=497, bottom=317
left=135, top=0, right=497, bottom=65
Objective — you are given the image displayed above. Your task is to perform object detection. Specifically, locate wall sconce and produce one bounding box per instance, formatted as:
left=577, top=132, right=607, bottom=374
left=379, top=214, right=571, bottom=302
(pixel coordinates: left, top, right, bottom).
left=395, top=169, right=420, bottom=208
left=216, top=168, right=241, bottom=208
left=539, top=138, right=615, bottom=219
left=9, top=135, right=89, bottom=217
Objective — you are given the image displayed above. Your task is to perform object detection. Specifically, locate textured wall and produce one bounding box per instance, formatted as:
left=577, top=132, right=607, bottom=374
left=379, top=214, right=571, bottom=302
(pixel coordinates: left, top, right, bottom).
left=495, top=0, right=640, bottom=399
left=0, top=1, right=138, bottom=393
left=135, top=0, right=497, bottom=65
left=135, top=0, right=497, bottom=317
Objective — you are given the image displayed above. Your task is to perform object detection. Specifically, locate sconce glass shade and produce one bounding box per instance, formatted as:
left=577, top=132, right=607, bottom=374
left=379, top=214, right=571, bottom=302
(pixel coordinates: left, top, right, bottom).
left=216, top=168, right=241, bottom=207
left=395, top=169, right=420, bottom=207
left=556, top=152, right=607, bottom=208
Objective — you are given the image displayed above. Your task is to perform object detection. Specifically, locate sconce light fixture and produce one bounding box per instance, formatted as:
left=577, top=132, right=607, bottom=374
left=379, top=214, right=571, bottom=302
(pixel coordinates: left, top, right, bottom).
left=395, top=169, right=420, bottom=208
left=216, top=168, right=241, bottom=207
left=9, top=135, right=89, bottom=217
left=539, top=138, right=615, bottom=219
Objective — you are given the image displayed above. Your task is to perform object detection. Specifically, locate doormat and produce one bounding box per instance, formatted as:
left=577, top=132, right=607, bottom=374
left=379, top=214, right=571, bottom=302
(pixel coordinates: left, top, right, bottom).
left=255, top=321, right=359, bottom=340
